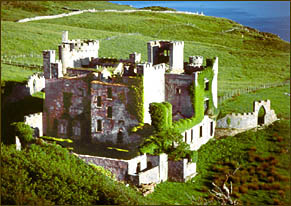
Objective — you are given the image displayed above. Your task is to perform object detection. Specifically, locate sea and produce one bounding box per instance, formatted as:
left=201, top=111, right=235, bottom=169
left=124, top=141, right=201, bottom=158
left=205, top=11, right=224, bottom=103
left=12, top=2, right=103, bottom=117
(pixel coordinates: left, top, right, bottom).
left=112, top=1, right=290, bottom=42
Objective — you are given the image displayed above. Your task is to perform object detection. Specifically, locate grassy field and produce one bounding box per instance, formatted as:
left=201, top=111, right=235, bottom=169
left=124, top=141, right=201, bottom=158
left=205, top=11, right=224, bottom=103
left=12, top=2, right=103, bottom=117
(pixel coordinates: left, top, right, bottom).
left=219, top=83, right=290, bottom=119
left=1, top=1, right=290, bottom=95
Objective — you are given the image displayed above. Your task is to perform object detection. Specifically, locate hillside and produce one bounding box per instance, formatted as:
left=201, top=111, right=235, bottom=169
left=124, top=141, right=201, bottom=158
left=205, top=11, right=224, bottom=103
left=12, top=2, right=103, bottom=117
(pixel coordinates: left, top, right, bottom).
left=1, top=1, right=290, bottom=96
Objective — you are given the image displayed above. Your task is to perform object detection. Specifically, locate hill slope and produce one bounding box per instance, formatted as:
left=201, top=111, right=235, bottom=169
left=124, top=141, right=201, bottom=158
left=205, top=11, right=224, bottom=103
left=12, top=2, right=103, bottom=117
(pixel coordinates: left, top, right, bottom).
left=1, top=1, right=289, bottom=95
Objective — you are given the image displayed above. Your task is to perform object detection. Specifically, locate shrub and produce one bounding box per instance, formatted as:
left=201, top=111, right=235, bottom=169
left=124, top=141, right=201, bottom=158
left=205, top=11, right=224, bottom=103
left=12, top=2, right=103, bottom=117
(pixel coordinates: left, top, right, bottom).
left=239, top=185, right=248, bottom=194
left=1, top=143, right=150, bottom=205
left=267, top=176, right=275, bottom=183
left=247, top=183, right=259, bottom=190
left=11, top=122, right=34, bottom=145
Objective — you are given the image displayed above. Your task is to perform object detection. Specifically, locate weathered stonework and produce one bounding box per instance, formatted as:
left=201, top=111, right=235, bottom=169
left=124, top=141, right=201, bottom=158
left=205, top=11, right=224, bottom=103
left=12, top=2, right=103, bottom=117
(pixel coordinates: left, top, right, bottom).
left=24, top=112, right=43, bottom=137
left=217, top=100, right=277, bottom=129
left=168, top=158, right=197, bottom=182
left=42, top=31, right=218, bottom=185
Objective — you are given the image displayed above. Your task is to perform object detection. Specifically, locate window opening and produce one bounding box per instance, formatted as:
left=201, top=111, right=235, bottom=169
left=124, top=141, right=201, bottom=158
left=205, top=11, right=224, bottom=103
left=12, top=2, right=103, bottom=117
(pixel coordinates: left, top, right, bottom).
left=97, top=96, right=102, bottom=107
left=97, top=120, right=102, bottom=132
left=107, top=88, right=112, bottom=99
left=210, top=122, right=213, bottom=136
left=199, top=126, right=203, bottom=138
left=205, top=81, right=209, bottom=91
left=107, top=106, right=112, bottom=118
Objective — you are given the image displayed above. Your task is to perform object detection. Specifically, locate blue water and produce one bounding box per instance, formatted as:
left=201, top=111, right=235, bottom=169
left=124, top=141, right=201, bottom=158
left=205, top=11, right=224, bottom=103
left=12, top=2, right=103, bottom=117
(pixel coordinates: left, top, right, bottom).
left=112, top=1, right=290, bottom=42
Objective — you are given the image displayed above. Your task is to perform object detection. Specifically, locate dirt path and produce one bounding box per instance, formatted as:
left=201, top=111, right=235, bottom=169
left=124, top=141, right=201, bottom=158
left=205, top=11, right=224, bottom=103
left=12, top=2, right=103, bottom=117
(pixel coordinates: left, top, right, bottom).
left=17, top=9, right=205, bottom=23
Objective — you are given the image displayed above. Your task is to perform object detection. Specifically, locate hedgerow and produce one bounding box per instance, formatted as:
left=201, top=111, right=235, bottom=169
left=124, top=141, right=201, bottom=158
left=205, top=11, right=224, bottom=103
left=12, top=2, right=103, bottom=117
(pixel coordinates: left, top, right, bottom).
left=1, top=143, right=151, bottom=205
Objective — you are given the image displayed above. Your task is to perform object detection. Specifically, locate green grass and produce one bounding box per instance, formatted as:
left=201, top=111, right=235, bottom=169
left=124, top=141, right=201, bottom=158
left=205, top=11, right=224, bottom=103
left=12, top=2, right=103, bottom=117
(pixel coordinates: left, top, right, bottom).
left=1, top=2, right=290, bottom=94
left=1, top=63, right=39, bottom=84
left=219, top=83, right=290, bottom=119
left=1, top=1, right=134, bottom=21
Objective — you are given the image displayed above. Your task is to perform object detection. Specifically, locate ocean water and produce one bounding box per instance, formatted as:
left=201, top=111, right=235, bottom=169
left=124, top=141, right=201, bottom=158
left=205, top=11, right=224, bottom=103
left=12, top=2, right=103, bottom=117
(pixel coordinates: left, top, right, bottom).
left=112, top=1, right=290, bottom=42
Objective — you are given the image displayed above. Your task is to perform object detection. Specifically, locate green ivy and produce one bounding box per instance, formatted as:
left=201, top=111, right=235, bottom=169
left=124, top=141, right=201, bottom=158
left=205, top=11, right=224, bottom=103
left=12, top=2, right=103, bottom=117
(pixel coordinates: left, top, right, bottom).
left=149, top=102, right=172, bottom=131
left=11, top=122, right=34, bottom=145
left=172, top=62, right=219, bottom=133
left=140, top=60, right=219, bottom=161
left=63, top=92, right=72, bottom=113
left=115, top=76, right=144, bottom=123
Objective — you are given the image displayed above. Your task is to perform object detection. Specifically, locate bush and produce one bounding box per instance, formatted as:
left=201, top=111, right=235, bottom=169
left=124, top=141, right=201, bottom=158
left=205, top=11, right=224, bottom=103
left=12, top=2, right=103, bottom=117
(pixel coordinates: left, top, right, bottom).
left=11, top=122, right=34, bottom=145
left=1, top=143, right=150, bottom=205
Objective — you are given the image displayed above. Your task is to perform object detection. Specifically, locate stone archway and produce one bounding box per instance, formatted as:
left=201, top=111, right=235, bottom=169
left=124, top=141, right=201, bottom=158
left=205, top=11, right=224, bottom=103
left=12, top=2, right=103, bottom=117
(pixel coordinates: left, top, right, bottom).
left=258, top=106, right=266, bottom=125
left=117, top=128, right=124, bottom=144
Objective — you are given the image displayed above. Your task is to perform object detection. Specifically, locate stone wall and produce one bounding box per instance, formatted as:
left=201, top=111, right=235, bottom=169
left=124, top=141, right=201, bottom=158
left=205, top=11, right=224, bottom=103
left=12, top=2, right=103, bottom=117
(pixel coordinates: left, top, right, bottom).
left=139, top=63, right=166, bottom=123
left=168, top=158, right=197, bottom=182
left=147, top=154, right=168, bottom=182
left=24, top=112, right=43, bottom=137
left=217, top=100, right=277, bottom=129
left=76, top=153, right=129, bottom=181
left=178, top=115, right=216, bottom=151
left=27, top=72, right=45, bottom=95
left=43, top=75, right=90, bottom=140
left=128, top=166, right=160, bottom=185
left=90, top=80, right=139, bottom=144
left=76, top=153, right=147, bottom=182
left=165, top=73, right=194, bottom=119
left=59, top=35, right=99, bottom=71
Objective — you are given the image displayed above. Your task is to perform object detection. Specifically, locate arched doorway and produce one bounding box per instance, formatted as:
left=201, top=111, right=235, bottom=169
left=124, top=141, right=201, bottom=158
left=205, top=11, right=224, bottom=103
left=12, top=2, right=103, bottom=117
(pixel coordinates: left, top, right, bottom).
left=258, top=106, right=266, bottom=125
left=117, top=128, right=124, bottom=144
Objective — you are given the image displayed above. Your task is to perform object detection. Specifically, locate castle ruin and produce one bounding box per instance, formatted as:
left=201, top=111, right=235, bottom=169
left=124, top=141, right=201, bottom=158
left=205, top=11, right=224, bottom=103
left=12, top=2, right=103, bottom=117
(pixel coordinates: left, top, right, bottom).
left=42, top=31, right=219, bottom=184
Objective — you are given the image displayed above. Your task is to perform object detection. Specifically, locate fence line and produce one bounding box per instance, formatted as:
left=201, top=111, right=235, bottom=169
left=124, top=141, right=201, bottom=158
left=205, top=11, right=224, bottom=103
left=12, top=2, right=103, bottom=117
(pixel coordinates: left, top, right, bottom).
left=218, top=81, right=289, bottom=104
left=1, top=59, right=43, bottom=71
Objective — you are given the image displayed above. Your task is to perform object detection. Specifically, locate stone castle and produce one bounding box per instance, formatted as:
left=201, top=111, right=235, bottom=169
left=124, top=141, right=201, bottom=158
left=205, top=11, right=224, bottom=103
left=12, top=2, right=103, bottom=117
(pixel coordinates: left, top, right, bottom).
left=42, top=31, right=219, bottom=184
left=43, top=31, right=218, bottom=151
left=35, top=31, right=277, bottom=185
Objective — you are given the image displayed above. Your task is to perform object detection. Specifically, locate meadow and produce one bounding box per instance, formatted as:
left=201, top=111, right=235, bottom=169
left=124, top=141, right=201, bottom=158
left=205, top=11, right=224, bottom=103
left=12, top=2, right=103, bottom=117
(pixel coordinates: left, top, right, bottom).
left=1, top=1, right=290, bottom=95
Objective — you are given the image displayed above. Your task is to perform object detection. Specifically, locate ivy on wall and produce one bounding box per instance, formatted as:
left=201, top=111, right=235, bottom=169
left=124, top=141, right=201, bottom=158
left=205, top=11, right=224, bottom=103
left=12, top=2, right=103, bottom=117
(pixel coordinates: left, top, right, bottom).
left=172, top=59, right=219, bottom=133
left=115, top=75, right=144, bottom=123
left=139, top=59, right=219, bottom=162
left=149, top=102, right=172, bottom=131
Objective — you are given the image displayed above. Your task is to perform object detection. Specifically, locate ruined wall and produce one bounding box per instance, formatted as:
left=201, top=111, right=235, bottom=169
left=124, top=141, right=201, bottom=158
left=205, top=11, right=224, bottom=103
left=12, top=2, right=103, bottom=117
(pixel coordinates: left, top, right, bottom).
left=168, top=158, right=197, bottom=182
left=27, top=72, right=45, bottom=95
left=147, top=154, right=168, bottom=182
left=185, top=115, right=216, bottom=151
left=165, top=73, right=194, bottom=119
left=211, top=57, right=218, bottom=108
left=147, top=40, right=184, bottom=73
left=77, top=153, right=129, bottom=181
left=76, top=153, right=147, bottom=182
left=4, top=72, right=45, bottom=103
left=59, top=38, right=99, bottom=71
left=170, top=41, right=184, bottom=73
left=43, top=76, right=90, bottom=140
left=217, top=100, right=277, bottom=129
left=24, top=112, right=43, bottom=137
left=90, top=81, right=139, bottom=144
left=138, top=63, right=166, bottom=123
left=217, top=112, right=257, bottom=129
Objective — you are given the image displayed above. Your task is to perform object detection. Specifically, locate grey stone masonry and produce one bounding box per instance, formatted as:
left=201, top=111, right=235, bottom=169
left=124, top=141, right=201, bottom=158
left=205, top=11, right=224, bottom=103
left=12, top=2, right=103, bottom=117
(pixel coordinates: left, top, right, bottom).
left=217, top=100, right=277, bottom=129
